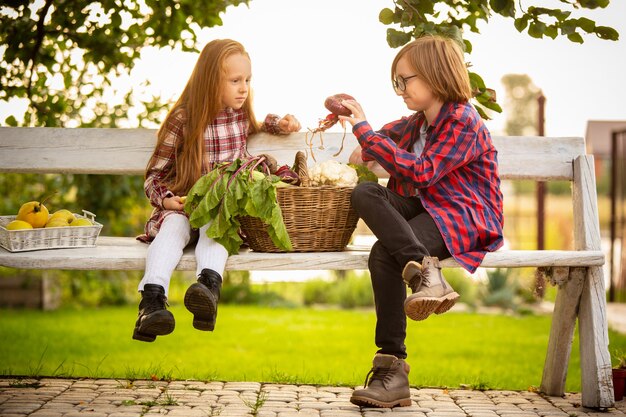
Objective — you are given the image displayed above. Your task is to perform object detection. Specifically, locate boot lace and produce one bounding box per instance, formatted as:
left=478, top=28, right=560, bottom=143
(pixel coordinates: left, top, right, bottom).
left=408, top=268, right=429, bottom=293
left=145, top=292, right=169, bottom=312
left=363, top=366, right=392, bottom=388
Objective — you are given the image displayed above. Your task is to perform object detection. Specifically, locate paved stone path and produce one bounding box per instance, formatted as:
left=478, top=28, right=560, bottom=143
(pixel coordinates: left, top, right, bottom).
left=0, top=378, right=624, bottom=417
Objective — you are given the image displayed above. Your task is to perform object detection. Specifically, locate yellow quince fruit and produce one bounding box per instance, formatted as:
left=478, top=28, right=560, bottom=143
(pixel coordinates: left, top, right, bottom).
left=6, top=220, right=34, bottom=230
left=45, top=218, right=71, bottom=228
left=71, top=218, right=93, bottom=227
left=49, top=209, right=75, bottom=225
left=17, top=201, right=49, bottom=228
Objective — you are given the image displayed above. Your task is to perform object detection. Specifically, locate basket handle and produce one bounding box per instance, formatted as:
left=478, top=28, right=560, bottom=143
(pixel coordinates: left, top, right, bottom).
left=82, top=210, right=96, bottom=221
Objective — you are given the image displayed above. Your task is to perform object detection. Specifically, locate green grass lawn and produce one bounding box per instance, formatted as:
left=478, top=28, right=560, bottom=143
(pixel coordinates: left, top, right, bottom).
left=1, top=305, right=625, bottom=392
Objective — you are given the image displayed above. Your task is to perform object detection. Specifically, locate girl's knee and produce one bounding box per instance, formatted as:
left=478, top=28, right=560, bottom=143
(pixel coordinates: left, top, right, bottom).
left=160, top=214, right=191, bottom=241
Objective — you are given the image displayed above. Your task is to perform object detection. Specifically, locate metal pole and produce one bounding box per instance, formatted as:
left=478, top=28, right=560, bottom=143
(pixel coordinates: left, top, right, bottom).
left=534, top=93, right=546, bottom=299
left=537, top=93, right=546, bottom=251
left=610, top=131, right=617, bottom=302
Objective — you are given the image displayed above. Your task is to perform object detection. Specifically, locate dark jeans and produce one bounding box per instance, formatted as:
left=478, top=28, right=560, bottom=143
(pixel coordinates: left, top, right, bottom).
left=351, top=181, right=450, bottom=359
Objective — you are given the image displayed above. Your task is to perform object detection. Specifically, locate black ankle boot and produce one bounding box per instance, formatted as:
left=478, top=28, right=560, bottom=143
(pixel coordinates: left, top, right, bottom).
left=184, top=269, right=222, bottom=331
left=132, top=284, right=175, bottom=342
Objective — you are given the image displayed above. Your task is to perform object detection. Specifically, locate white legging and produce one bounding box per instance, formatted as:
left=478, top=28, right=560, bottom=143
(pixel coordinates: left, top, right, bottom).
left=137, top=214, right=229, bottom=296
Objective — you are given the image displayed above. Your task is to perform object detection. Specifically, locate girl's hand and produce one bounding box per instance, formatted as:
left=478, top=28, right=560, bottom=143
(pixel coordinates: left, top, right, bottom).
left=339, top=100, right=367, bottom=127
left=278, top=114, right=301, bottom=133
left=349, top=145, right=364, bottom=165
left=163, top=196, right=185, bottom=211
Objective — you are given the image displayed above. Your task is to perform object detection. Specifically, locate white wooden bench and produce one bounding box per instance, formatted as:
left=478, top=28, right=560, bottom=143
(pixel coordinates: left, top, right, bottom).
left=0, top=127, right=614, bottom=408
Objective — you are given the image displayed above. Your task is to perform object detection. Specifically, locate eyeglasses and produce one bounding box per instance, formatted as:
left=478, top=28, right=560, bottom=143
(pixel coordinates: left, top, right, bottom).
left=392, top=74, right=418, bottom=92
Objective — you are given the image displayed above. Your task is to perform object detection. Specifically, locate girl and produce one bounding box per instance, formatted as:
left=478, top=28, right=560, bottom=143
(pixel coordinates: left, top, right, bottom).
left=340, top=35, right=503, bottom=408
left=133, top=39, right=301, bottom=342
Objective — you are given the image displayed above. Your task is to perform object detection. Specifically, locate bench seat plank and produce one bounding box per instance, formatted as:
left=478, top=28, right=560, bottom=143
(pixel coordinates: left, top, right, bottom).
left=0, top=236, right=604, bottom=271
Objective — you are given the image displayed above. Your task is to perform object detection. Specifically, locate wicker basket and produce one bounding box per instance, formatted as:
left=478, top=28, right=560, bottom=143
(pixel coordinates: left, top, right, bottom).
left=239, top=152, right=358, bottom=252
left=239, top=186, right=358, bottom=252
left=0, top=210, right=103, bottom=253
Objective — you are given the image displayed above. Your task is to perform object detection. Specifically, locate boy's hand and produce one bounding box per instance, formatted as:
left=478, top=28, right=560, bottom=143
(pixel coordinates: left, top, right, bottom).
left=278, top=114, right=301, bottom=133
left=339, top=100, right=367, bottom=127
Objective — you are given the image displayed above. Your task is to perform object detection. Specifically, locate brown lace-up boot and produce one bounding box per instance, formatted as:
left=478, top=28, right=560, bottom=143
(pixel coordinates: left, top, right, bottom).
left=350, top=354, right=412, bottom=408
left=402, top=256, right=459, bottom=321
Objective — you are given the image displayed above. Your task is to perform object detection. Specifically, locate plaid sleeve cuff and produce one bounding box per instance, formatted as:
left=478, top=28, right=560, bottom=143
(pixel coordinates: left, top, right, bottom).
left=353, top=121, right=375, bottom=144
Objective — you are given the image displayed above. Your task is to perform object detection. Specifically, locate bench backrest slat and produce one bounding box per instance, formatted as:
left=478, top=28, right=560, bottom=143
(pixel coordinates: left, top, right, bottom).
left=0, top=127, right=585, bottom=180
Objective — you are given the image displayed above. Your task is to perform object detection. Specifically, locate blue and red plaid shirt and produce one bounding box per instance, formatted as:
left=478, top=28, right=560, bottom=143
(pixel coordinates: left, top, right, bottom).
left=353, top=101, right=503, bottom=273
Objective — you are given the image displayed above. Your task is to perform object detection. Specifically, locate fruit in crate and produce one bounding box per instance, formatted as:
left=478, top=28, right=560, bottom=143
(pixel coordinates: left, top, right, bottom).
left=45, top=218, right=72, bottom=228
left=6, top=220, right=33, bottom=230
left=16, top=201, right=49, bottom=228
left=71, top=218, right=92, bottom=227
left=49, top=209, right=75, bottom=225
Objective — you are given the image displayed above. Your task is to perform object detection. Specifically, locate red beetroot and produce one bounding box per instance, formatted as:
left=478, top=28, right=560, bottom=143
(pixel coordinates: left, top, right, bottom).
left=305, top=93, right=356, bottom=161
left=324, top=93, right=355, bottom=117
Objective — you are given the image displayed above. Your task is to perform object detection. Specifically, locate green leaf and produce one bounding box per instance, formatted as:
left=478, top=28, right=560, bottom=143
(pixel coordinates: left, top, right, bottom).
left=468, top=72, right=486, bottom=91
left=514, top=17, right=529, bottom=32
left=4, top=115, right=18, bottom=126
left=379, top=8, right=395, bottom=25
left=490, top=0, right=515, bottom=17
left=528, top=21, right=546, bottom=38
left=186, top=158, right=292, bottom=255
left=560, top=20, right=577, bottom=35
left=544, top=25, right=558, bottom=39
left=480, top=99, right=503, bottom=113
left=576, top=17, right=596, bottom=33
left=595, top=26, right=619, bottom=41
left=475, top=104, right=490, bottom=120
left=463, top=39, right=473, bottom=54
left=567, top=32, right=584, bottom=43
left=386, top=28, right=411, bottom=48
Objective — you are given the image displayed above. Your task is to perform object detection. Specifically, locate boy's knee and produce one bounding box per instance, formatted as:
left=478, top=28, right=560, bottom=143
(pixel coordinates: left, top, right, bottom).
left=351, top=181, right=382, bottom=210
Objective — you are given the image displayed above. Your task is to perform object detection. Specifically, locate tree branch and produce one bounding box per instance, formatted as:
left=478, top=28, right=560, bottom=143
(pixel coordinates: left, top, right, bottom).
left=26, top=0, right=54, bottom=99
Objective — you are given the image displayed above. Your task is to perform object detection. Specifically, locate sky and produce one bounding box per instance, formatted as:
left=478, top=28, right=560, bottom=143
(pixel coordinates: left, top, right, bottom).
left=1, top=0, right=624, bottom=138
left=123, top=0, right=626, bottom=138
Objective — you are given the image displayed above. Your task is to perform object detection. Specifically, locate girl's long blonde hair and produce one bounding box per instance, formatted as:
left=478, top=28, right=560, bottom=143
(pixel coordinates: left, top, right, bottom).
left=147, top=39, right=260, bottom=195
left=392, top=35, right=472, bottom=103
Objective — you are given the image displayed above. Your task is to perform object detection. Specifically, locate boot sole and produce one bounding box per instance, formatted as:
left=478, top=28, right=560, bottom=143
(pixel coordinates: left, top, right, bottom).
left=350, top=395, right=412, bottom=408
left=404, top=292, right=460, bottom=321
left=184, top=283, right=217, bottom=331
left=132, top=329, right=156, bottom=342
left=133, top=311, right=175, bottom=342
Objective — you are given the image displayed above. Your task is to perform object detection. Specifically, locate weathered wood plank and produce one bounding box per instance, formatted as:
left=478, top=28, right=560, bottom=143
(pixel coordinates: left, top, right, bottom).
left=0, top=127, right=584, bottom=180
left=572, top=155, right=614, bottom=408
left=540, top=267, right=585, bottom=397
left=0, top=236, right=605, bottom=271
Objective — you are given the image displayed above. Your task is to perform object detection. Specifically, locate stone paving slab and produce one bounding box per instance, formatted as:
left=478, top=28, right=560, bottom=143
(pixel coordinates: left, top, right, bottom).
left=0, top=379, right=624, bottom=417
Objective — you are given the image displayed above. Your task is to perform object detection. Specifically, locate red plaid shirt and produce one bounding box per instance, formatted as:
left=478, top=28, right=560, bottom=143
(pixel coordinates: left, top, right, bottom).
left=138, top=107, right=282, bottom=241
left=353, top=102, right=503, bottom=273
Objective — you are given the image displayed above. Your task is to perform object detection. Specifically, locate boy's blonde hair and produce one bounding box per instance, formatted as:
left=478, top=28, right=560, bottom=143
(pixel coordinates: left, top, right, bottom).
left=392, top=35, right=472, bottom=103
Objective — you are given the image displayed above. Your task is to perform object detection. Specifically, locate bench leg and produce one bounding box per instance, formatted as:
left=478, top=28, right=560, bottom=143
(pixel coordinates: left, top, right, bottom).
left=541, top=267, right=584, bottom=397
left=578, top=266, right=614, bottom=408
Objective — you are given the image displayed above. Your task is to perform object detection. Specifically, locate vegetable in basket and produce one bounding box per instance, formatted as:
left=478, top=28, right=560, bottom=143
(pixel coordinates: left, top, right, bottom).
left=184, top=156, right=293, bottom=255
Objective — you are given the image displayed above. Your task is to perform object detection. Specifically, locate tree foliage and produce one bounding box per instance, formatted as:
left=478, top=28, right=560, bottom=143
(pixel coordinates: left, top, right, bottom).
left=1, top=0, right=249, bottom=128
left=0, top=0, right=249, bottom=233
left=378, top=0, right=619, bottom=118
left=501, top=74, right=540, bottom=136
